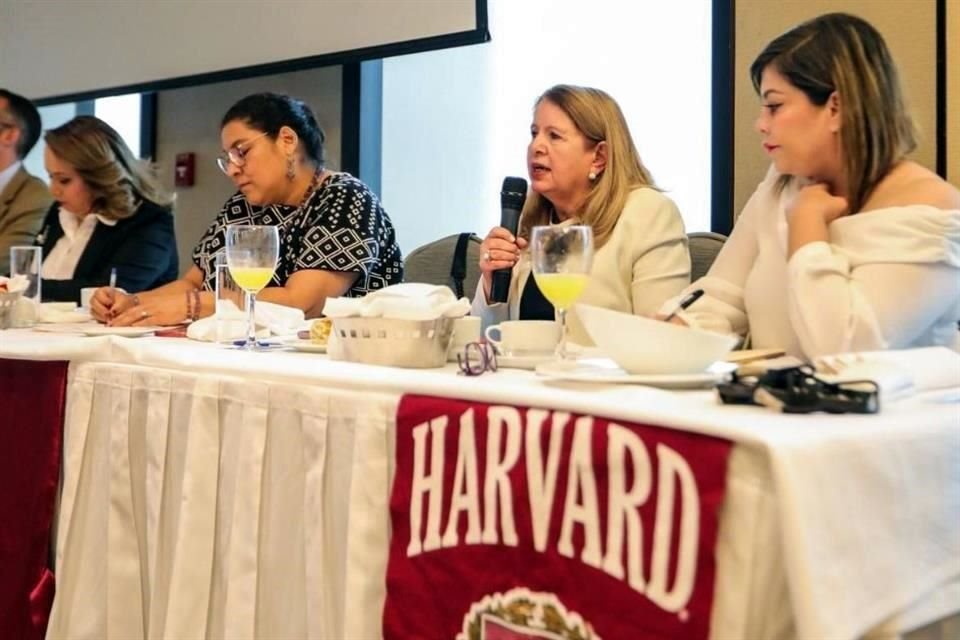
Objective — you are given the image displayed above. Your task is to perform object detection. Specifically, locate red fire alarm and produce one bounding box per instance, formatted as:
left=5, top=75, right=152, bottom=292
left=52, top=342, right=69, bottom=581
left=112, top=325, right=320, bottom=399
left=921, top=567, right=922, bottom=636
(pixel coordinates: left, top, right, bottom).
left=174, top=152, right=195, bottom=187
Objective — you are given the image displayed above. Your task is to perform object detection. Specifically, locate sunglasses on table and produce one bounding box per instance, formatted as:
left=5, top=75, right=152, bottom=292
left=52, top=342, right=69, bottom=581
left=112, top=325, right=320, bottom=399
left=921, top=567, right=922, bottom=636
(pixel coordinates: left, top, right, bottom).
left=457, top=341, right=498, bottom=376
left=716, top=365, right=879, bottom=414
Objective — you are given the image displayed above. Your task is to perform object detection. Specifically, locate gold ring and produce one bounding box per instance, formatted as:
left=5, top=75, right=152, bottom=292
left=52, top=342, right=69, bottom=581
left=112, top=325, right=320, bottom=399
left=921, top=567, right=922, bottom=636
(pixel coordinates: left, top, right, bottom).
left=483, top=250, right=491, bottom=262
left=141, top=310, right=149, bottom=319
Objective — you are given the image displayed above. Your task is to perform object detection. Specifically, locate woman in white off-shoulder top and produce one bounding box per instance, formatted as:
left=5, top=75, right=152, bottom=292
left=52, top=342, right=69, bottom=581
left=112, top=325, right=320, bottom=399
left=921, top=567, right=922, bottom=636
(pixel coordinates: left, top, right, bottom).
left=663, top=13, right=960, bottom=359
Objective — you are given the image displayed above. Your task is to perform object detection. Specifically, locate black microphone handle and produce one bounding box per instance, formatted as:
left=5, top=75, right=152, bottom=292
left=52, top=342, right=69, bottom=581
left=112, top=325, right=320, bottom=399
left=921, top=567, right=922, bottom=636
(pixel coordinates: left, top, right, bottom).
left=490, top=268, right=512, bottom=303
left=489, top=205, right=522, bottom=303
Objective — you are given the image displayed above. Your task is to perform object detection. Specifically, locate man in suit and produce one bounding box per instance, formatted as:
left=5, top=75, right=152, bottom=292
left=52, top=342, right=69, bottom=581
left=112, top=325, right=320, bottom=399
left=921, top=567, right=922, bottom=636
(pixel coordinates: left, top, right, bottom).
left=0, top=89, right=51, bottom=274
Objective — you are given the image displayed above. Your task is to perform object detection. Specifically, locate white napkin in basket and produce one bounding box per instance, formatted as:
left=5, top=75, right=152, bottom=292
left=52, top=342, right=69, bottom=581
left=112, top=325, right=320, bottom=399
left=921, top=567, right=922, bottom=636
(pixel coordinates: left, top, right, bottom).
left=322, top=283, right=470, bottom=320
left=0, top=274, right=29, bottom=293
left=187, top=300, right=305, bottom=342
left=815, top=347, right=960, bottom=402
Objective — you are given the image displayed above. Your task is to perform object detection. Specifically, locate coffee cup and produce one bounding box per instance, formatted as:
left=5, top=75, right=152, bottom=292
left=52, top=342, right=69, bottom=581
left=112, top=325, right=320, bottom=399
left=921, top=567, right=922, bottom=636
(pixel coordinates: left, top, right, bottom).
left=80, top=287, right=98, bottom=310
left=447, top=315, right=483, bottom=361
left=484, top=320, right=560, bottom=356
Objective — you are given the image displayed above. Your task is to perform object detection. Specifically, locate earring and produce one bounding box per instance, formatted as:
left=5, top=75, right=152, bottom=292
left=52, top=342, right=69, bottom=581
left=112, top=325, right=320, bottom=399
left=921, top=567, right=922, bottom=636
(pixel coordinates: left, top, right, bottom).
left=286, top=156, right=296, bottom=180
left=588, top=171, right=597, bottom=181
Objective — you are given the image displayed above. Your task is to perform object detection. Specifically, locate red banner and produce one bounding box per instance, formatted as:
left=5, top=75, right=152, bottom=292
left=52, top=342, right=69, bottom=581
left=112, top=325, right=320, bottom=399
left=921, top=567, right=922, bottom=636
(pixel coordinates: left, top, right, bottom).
left=0, top=359, right=67, bottom=640
left=384, top=395, right=732, bottom=640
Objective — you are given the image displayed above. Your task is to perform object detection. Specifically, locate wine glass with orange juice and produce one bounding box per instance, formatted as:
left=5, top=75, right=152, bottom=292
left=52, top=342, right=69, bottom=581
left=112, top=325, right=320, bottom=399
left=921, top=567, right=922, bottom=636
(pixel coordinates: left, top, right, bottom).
left=226, top=225, right=279, bottom=350
left=530, top=225, right=594, bottom=361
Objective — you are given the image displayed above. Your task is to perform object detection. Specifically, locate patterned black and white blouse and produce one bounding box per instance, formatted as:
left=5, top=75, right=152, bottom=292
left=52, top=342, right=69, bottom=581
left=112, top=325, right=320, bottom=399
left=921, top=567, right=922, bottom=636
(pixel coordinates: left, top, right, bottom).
left=192, top=173, right=403, bottom=296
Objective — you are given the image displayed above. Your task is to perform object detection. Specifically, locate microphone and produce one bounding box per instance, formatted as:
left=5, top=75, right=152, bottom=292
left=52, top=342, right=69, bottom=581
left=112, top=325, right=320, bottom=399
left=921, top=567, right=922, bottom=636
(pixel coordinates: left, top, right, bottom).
left=490, top=176, right=528, bottom=303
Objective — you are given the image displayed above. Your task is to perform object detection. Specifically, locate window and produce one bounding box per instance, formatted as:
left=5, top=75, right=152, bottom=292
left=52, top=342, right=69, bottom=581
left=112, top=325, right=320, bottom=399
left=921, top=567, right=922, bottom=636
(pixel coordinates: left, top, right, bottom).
left=379, top=0, right=713, bottom=256
left=23, top=93, right=144, bottom=182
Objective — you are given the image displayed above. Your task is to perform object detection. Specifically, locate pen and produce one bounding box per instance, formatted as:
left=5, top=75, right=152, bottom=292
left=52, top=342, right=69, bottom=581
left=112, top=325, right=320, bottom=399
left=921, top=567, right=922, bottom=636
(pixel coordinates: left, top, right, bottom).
left=107, top=267, right=118, bottom=322
left=663, top=288, right=704, bottom=322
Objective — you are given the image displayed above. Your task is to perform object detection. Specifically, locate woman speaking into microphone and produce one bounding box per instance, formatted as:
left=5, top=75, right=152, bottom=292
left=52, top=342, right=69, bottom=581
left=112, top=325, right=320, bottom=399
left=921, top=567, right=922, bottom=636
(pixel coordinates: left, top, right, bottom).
left=472, top=84, right=691, bottom=345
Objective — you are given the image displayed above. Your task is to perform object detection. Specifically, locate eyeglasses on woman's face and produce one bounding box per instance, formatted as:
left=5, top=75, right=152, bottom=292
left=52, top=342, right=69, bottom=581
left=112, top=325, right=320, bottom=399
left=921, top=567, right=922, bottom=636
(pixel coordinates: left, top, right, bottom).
left=216, top=131, right=270, bottom=175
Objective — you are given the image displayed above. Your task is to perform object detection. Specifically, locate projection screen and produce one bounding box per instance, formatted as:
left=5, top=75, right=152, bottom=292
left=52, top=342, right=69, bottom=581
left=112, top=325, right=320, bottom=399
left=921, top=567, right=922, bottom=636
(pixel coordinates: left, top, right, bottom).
left=0, top=0, right=488, bottom=103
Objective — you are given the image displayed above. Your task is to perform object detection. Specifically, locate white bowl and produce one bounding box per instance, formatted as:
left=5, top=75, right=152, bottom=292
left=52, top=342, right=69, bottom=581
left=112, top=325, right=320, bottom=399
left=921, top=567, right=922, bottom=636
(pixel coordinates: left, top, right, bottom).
left=576, top=303, right=738, bottom=374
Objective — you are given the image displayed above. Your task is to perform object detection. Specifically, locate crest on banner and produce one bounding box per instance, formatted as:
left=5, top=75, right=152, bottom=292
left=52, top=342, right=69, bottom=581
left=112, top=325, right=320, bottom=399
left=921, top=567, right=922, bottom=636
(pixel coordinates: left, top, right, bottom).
left=457, top=587, right=600, bottom=640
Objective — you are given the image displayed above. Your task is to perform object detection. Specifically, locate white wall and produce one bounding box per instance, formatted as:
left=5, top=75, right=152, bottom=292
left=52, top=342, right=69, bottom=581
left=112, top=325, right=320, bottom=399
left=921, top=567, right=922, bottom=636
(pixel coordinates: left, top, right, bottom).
left=380, top=0, right=713, bottom=257
left=23, top=103, right=77, bottom=181
left=154, top=67, right=342, bottom=275
left=734, top=0, right=939, bottom=217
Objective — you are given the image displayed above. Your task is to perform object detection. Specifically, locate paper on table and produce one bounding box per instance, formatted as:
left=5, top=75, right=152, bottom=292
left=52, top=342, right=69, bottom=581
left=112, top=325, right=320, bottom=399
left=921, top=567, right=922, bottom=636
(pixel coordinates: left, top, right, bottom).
left=815, top=347, right=960, bottom=402
left=725, top=348, right=786, bottom=364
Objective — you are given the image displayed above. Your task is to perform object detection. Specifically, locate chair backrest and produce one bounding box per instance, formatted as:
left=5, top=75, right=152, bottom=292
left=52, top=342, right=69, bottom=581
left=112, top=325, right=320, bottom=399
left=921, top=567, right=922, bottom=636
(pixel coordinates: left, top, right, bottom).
left=687, top=231, right=727, bottom=282
left=403, top=233, right=483, bottom=299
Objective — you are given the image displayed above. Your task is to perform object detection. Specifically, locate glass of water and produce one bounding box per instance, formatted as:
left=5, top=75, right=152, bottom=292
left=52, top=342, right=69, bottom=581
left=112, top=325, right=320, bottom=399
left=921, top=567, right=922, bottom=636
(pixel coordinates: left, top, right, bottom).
left=9, top=246, right=42, bottom=303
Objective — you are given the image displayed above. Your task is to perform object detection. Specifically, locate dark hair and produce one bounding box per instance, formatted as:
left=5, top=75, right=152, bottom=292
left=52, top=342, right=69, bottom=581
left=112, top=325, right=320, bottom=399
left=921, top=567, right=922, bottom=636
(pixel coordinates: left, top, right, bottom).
left=221, top=92, right=326, bottom=167
left=0, top=88, right=43, bottom=158
left=749, top=13, right=916, bottom=213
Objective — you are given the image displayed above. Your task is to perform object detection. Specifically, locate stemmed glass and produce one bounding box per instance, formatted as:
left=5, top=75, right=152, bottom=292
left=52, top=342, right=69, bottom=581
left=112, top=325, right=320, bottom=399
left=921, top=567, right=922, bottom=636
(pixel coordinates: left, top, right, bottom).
left=225, top=225, right=279, bottom=350
left=530, top=225, right=594, bottom=362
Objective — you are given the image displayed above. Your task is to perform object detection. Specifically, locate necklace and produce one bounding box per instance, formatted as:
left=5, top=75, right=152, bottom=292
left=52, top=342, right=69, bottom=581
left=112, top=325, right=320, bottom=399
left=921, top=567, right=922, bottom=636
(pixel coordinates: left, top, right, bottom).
left=292, top=169, right=323, bottom=217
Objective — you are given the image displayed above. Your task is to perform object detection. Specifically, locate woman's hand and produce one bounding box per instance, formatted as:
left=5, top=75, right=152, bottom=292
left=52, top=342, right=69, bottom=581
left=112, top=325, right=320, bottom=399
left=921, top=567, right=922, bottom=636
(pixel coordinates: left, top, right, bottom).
left=90, top=287, right=136, bottom=323
left=787, top=183, right=849, bottom=257
left=479, top=226, right=527, bottom=298
left=788, top=183, right=849, bottom=224
left=109, top=293, right=187, bottom=327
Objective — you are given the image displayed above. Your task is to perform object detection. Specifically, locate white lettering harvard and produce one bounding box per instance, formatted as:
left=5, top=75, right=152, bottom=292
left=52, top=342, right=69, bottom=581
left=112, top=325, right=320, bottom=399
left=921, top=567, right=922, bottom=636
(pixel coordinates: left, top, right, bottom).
left=405, top=407, right=702, bottom=614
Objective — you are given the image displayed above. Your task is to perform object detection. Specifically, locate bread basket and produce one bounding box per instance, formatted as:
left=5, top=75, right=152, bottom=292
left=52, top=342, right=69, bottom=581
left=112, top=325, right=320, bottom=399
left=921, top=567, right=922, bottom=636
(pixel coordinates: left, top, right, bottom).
left=0, top=290, right=23, bottom=330
left=331, top=317, right=454, bottom=368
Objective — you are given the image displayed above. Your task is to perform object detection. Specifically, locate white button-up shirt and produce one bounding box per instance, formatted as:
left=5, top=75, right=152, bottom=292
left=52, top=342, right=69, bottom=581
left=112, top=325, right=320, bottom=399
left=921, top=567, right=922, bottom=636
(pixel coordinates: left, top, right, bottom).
left=41, top=208, right=117, bottom=279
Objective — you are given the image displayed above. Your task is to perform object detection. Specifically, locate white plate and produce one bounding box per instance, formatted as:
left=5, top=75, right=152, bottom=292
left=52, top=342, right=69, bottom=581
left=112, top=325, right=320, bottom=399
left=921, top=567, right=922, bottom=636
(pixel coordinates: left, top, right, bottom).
left=32, top=323, right=156, bottom=337
left=535, top=358, right=736, bottom=388
left=283, top=338, right=327, bottom=353
left=80, top=325, right=160, bottom=337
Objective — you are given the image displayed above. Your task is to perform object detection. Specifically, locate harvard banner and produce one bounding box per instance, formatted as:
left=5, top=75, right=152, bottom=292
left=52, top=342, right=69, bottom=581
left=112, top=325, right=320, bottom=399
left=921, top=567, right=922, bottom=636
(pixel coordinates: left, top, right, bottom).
left=383, top=395, right=733, bottom=640
left=0, top=359, right=68, bottom=640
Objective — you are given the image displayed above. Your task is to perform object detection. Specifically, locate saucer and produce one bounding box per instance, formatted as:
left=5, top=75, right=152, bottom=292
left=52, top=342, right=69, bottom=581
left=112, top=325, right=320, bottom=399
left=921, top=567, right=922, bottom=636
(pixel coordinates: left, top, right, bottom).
left=535, top=359, right=735, bottom=388
left=283, top=338, right=327, bottom=353
left=497, top=352, right=557, bottom=370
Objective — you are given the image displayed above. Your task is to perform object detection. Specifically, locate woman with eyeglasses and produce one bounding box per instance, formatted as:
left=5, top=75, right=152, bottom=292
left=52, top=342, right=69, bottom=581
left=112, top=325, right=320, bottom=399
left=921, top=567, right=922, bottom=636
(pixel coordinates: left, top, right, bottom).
left=37, top=115, right=177, bottom=302
left=91, top=92, right=403, bottom=326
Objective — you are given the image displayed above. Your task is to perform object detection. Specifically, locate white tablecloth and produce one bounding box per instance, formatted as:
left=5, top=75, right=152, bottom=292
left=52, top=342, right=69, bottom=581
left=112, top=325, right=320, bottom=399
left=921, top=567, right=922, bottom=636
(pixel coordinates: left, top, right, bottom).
left=0, top=330, right=956, bottom=639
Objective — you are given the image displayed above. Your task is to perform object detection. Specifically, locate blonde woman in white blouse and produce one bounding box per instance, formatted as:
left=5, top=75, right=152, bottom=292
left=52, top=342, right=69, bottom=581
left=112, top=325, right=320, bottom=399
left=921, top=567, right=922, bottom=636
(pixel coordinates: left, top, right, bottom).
left=474, top=85, right=690, bottom=344
left=663, top=13, right=960, bottom=360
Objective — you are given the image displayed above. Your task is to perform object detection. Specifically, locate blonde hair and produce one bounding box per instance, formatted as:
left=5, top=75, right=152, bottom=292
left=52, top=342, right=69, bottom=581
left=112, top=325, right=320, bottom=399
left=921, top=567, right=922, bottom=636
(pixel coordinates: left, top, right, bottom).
left=44, top=116, right=173, bottom=220
left=518, top=85, right=657, bottom=249
left=750, top=13, right=917, bottom=213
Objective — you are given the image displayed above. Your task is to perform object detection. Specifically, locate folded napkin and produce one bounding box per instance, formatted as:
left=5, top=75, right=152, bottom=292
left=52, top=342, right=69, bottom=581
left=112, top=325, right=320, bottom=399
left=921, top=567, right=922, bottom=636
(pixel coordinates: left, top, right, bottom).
left=322, top=283, right=470, bottom=320
left=815, top=347, right=960, bottom=402
left=187, top=300, right=305, bottom=342
left=38, top=302, right=91, bottom=324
